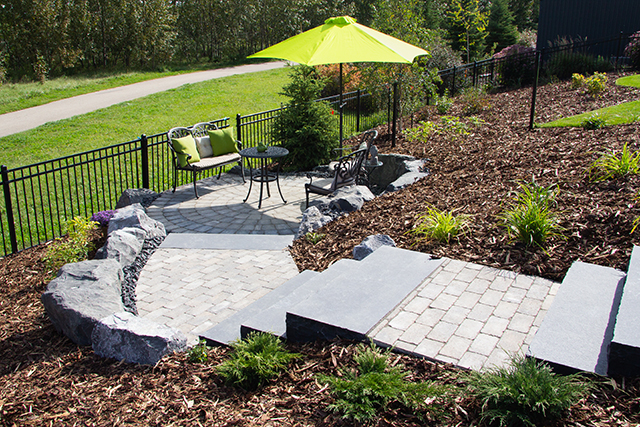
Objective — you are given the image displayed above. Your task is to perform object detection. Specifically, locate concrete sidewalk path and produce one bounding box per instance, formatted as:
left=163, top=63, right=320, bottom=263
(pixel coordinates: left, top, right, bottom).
left=0, top=61, right=287, bottom=138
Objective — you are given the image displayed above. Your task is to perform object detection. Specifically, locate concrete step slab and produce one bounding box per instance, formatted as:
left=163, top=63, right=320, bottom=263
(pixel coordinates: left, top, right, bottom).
left=200, top=270, right=318, bottom=345
left=609, top=245, right=640, bottom=377
left=161, top=233, right=293, bottom=250
left=240, top=259, right=362, bottom=339
left=286, top=246, right=443, bottom=343
left=527, top=261, right=625, bottom=375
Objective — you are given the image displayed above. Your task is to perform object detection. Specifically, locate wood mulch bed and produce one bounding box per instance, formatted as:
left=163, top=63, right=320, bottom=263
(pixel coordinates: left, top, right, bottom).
left=1, top=73, right=640, bottom=425
left=291, top=72, right=640, bottom=282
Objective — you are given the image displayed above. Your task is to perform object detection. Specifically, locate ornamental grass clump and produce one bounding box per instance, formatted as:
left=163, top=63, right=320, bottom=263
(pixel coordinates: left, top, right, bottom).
left=318, top=343, right=446, bottom=422
left=499, top=182, right=563, bottom=249
left=216, top=332, right=299, bottom=390
left=410, top=206, right=471, bottom=244
left=581, top=114, right=606, bottom=130
left=467, top=355, right=590, bottom=427
left=589, top=142, right=640, bottom=181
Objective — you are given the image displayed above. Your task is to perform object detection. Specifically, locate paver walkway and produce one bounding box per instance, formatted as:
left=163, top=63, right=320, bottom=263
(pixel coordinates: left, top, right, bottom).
left=0, top=61, right=287, bottom=138
left=138, top=174, right=559, bottom=369
left=370, top=258, right=559, bottom=371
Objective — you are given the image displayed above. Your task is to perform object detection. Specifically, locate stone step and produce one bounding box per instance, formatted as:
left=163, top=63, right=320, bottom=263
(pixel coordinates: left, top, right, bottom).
left=161, top=232, right=293, bottom=250
left=239, top=259, right=361, bottom=340
left=285, top=246, right=443, bottom=343
left=527, top=261, right=625, bottom=375
left=609, top=245, right=640, bottom=377
left=200, top=270, right=319, bottom=345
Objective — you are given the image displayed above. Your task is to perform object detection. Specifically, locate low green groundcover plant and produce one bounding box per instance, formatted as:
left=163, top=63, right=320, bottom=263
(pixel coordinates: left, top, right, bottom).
left=188, top=339, right=211, bottom=364
left=410, top=206, right=471, bottom=244
left=44, top=216, right=98, bottom=273
left=216, top=332, right=299, bottom=390
left=589, top=142, right=640, bottom=182
left=467, top=355, right=590, bottom=427
left=499, top=182, right=563, bottom=249
left=318, top=343, right=446, bottom=422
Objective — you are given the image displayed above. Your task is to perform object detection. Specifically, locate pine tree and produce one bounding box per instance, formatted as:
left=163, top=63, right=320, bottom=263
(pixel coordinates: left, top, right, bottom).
left=487, top=0, right=518, bottom=53
left=446, top=0, right=489, bottom=63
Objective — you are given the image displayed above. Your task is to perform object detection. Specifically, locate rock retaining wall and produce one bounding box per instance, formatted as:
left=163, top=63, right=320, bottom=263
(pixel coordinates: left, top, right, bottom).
left=42, top=194, right=187, bottom=364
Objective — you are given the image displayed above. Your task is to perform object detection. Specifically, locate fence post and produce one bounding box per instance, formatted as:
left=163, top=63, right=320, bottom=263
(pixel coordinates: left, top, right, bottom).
left=615, top=31, right=624, bottom=71
left=236, top=113, right=242, bottom=143
left=451, top=66, right=456, bottom=94
left=392, top=82, right=398, bottom=148
left=1, top=165, right=18, bottom=254
left=387, top=85, right=391, bottom=136
left=473, top=61, right=478, bottom=87
left=356, top=89, right=361, bottom=133
left=140, top=134, right=149, bottom=190
left=529, top=50, right=542, bottom=130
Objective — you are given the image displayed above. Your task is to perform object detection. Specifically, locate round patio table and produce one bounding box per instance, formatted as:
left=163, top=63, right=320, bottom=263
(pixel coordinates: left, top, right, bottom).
left=240, top=146, right=289, bottom=209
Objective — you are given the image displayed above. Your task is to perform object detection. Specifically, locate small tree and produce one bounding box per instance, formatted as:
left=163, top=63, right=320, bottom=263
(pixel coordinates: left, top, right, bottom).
left=446, top=0, right=489, bottom=63
left=272, top=65, right=338, bottom=171
left=487, top=0, right=518, bottom=53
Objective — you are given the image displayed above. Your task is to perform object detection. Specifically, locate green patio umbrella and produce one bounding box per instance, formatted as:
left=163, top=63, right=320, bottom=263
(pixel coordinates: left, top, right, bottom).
left=248, top=16, right=429, bottom=144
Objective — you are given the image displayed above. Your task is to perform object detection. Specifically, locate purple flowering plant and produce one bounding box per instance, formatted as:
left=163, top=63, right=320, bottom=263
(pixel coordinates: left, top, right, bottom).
left=90, top=210, right=116, bottom=227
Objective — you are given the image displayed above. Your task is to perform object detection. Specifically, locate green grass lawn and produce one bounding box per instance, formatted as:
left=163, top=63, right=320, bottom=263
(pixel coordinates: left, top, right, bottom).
left=0, top=67, right=290, bottom=168
left=540, top=74, right=640, bottom=128
left=0, top=62, right=251, bottom=115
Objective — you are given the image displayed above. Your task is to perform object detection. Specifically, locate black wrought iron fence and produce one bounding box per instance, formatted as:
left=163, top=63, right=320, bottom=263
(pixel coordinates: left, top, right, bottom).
left=438, top=32, right=632, bottom=96
left=0, top=118, right=230, bottom=256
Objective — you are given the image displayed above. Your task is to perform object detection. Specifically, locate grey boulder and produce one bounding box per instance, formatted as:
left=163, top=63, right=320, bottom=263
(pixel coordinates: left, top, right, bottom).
left=296, top=206, right=334, bottom=239
left=41, top=259, right=124, bottom=346
left=108, top=203, right=166, bottom=240
left=386, top=172, right=429, bottom=192
left=353, top=234, right=397, bottom=261
left=92, top=312, right=187, bottom=365
left=328, top=185, right=375, bottom=212
left=115, top=188, right=160, bottom=209
left=95, top=227, right=145, bottom=267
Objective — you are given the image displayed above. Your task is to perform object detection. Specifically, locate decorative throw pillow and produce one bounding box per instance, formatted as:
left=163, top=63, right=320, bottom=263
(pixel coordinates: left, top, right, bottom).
left=195, top=136, right=214, bottom=158
left=172, top=135, right=201, bottom=167
left=208, top=127, right=239, bottom=157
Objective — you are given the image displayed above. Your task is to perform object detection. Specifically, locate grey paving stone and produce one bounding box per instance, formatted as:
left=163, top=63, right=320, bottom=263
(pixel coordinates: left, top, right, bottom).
left=441, top=305, right=470, bottom=325
left=508, top=313, right=535, bottom=333
left=527, top=261, right=625, bottom=376
left=404, top=296, right=432, bottom=314
left=469, top=333, right=501, bottom=356
left=455, top=267, right=480, bottom=283
left=399, top=323, right=432, bottom=345
left=439, top=335, right=472, bottom=360
left=467, top=303, right=494, bottom=322
left=428, top=321, right=458, bottom=343
left=414, top=338, right=445, bottom=359
left=416, top=308, right=446, bottom=327
left=388, top=311, right=420, bottom=330
left=430, top=292, right=458, bottom=311
left=455, top=318, right=484, bottom=339
left=479, top=289, right=505, bottom=306
left=492, top=301, right=519, bottom=319
left=481, top=316, right=510, bottom=337
left=455, top=292, right=482, bottom=309
left=458, top=351, right=487, bottom=371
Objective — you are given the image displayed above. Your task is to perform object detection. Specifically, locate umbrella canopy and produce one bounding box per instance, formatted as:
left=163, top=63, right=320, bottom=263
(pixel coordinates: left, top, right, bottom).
left=248, top=16, right=428, bottom=65
left=248, top=16, right=428, bottom=146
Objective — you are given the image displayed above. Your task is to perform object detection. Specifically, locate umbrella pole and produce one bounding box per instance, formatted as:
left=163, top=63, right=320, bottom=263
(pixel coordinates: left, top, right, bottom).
left=339, top=63, right=343, bottom=149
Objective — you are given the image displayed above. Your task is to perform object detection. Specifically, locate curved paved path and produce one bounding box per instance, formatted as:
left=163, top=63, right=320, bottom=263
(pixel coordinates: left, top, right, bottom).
left=0, top=61, right=287, bottom=138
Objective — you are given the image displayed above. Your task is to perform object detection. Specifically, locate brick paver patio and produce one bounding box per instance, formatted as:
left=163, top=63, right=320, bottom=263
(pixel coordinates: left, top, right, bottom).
left=139, top=174, right=560, bottom=369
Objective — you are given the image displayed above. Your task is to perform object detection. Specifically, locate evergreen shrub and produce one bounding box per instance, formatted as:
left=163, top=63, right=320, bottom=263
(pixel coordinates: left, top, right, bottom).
left=272, top=66, right=339, bottom=171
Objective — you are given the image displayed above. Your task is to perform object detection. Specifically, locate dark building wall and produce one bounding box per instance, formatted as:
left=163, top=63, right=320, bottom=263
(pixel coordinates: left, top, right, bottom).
left=537, top=0, right=640, bottom=49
